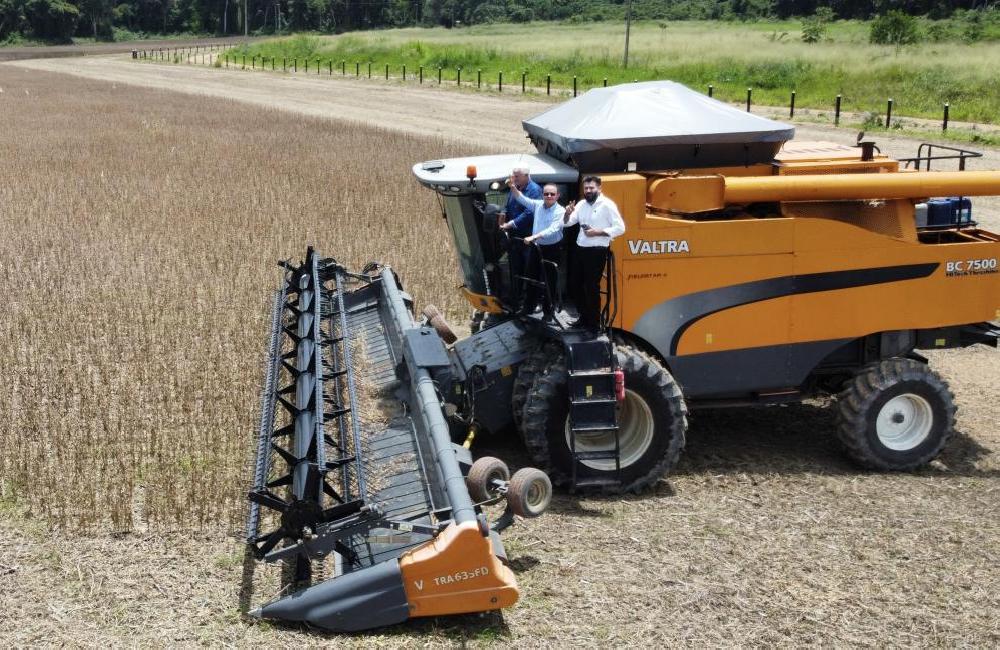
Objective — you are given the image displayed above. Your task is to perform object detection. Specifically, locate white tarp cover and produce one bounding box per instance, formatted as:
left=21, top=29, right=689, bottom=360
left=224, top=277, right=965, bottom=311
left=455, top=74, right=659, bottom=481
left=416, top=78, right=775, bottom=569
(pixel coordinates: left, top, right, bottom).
left=522, top=80, right=795, bottom=170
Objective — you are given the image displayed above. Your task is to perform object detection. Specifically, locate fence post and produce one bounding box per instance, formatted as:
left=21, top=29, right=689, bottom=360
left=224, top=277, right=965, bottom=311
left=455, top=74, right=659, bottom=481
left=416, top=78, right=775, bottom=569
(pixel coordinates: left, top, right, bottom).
left=457, top=67, right=461, bottom=86
left=402, top=64, right=406, bottom=80
left=419, top=65, right=423, bottom=84
left=789, top=90, right=795, bottom=118
left=341, top=60, right=346, bottom=75
left=225, top=55, right=229, bottom=68
left=294, top=58, right=298, bottom=73
left=368, top=62, right=371, bottom=78
left=573, top=76, right=577, bottom=97
left=603, top=78, right=607, bottom=87
left=499, top=71, right=503, bottom=92
left=305, top=59, right=308, bottom=73
left=272, top=57, right=275, bottom=71
left=478, top=69, right=482, bottom=89
left=242, top=54, right=246, bottom=69
left=252, top=56, right=255, bottom=69
left=316, top=60, right=320, bottom=74
left=835, top=94, right=841, bottom=126
left=546, top=74, right=551, bottom=95
left=385, top=63, right=389, bottom=80
left=746, top=88, right=752, bottom=112
left=886, top=98, right=893, bottom=128
left=522, top=71, right=526, bottom=93
left=328, top=60, right=332, bottom=75
left=708, top=84, right=713, bottom=97
left=283, top=57, right=286, bottom=72
left=943, top=103, right=949, bottom=132
left=355, top=62, right=359, bottom=77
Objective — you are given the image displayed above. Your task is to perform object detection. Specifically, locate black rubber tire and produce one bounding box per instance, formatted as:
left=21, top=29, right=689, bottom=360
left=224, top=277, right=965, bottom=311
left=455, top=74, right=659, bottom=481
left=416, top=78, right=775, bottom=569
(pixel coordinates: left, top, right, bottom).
left=835, top=358, right=956, bottom=470
left=466, top=456, right=510, bottom=502
left=511, top=342, right=560, bottom=431
left=521, top=345, right=687, bottom=493
left=507, top=468, right=552, bottom=518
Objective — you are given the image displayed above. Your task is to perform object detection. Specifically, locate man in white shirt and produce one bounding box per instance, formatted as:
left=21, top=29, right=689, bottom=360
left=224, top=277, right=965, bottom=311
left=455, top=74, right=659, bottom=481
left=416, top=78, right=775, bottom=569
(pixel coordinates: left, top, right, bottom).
left=501, top=181, right=565, bottom=321
left=562, top=175, right=626, bottom=330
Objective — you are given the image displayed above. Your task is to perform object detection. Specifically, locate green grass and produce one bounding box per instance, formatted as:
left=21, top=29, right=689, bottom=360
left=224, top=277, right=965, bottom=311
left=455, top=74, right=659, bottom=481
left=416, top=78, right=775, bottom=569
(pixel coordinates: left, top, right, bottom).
left=227, top=20, right=1000, bottom=124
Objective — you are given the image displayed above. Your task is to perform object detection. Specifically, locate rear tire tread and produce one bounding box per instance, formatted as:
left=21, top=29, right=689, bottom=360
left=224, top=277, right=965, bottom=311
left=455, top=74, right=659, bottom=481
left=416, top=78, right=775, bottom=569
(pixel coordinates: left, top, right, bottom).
left=835, top=358, right=956, bottom=471
left=520, top=344, right=687, bottom=494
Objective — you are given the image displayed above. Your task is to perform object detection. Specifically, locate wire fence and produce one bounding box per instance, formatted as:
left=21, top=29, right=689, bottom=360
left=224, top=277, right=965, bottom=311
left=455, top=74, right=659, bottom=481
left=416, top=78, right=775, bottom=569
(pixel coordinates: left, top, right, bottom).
left=131, top=45, right=961, bottom=133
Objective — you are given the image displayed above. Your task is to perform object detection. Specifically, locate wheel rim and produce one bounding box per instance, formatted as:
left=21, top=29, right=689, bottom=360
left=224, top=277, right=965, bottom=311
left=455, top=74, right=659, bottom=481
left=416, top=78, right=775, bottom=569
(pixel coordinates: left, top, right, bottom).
left=564, top=388, right=654, bottom=471
left=525, top=479, right=545, bottom=510
left=876, top=393, right=934, bottom=451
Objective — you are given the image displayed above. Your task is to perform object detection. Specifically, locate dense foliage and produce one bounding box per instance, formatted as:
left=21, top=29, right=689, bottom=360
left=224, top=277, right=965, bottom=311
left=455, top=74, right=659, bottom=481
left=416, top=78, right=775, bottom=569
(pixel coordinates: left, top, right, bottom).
left=1, top=0, right=997, bottom=44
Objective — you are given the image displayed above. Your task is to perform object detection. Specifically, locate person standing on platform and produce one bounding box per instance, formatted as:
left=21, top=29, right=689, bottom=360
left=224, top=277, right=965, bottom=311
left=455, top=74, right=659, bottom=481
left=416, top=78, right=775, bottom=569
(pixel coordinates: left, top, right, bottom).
left=562, top=175, right=625, bottom=331
left=500, top=167, right=542, bottom=308
left=500, top=181, right=565, bottom=322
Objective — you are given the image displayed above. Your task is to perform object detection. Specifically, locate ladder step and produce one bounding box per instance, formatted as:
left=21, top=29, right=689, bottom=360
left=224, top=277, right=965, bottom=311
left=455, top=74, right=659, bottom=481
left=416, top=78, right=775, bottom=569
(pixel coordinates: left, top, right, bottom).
left=574, top=450, right=621, bottom=461
left=570, top=397, right=616, bottom=405
left=571, top=424, right=619, bottom=433
left=572, top=477, right=622, bottom=489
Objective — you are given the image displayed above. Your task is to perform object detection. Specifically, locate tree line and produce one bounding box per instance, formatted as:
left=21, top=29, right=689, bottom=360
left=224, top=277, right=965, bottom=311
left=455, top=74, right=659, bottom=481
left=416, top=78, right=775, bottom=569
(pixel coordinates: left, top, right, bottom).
left=1, top=0, right=995, bottom=44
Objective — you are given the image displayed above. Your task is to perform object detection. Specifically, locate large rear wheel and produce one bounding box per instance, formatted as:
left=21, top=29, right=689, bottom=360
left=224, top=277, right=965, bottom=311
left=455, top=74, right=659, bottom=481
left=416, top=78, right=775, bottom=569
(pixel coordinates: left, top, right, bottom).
left=511, top=342, right=559, bottom=432
left=835, top=358, right=956, bottom=470
left=520, top=345, right=687, bottom=493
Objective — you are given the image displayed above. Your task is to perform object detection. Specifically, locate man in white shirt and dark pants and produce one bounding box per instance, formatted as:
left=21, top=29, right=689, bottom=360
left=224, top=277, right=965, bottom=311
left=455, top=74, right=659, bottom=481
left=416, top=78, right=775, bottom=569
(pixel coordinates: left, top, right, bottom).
left=501, top=181, right=565, bottom=322
left=563, top=175, right=626, bottom=330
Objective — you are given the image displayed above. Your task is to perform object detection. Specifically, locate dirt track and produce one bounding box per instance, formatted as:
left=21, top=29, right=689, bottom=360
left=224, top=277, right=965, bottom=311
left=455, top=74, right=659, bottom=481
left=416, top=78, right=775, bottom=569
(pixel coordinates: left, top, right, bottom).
left=1, top=58, right=998, bottom=646
left=11, top=54, right=1000, bottom=226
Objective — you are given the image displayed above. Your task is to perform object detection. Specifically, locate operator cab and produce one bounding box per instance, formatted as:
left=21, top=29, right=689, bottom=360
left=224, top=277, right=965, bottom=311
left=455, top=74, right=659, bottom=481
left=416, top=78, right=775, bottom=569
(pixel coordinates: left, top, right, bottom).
left=412, top=153, right=579, bottom=311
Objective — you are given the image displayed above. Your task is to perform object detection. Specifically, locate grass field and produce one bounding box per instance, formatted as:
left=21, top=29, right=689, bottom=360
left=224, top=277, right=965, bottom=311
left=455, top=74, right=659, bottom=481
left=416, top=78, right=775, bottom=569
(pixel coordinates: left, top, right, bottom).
left=1, top=63, right=999, bottom=645
left=230, top=21, right=1000, bottom=124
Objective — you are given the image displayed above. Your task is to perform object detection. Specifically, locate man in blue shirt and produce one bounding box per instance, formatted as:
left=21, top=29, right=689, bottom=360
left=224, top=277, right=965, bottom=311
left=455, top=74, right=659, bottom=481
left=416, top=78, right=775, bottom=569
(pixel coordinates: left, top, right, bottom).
left=500, top=167, right=542, bottom=310
left=501, top=180, right=565, bottom=322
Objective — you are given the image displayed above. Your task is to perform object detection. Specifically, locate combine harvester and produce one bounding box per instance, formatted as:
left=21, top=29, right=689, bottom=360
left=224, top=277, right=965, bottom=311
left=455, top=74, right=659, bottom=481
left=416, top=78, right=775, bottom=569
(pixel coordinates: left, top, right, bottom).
left=247, top=81, right=1000, bottom=631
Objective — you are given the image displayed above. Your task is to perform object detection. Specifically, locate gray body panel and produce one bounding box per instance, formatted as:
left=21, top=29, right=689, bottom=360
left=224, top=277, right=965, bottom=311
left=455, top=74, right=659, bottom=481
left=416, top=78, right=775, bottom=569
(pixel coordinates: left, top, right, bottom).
left=412, top=153, right=580, bottom=195
left=449, top=319, right=537, bottom=432
left=254, top=559, right=410, bottom=631
left=523, top=81, right=794, bottom=172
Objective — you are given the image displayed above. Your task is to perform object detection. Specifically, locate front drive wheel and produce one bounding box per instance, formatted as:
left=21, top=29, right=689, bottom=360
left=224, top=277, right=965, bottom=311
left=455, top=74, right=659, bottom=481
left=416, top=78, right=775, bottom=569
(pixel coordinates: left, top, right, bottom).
left=520, top=345, right=687, bottom=493
left=835, top=358, right=957, bottom=470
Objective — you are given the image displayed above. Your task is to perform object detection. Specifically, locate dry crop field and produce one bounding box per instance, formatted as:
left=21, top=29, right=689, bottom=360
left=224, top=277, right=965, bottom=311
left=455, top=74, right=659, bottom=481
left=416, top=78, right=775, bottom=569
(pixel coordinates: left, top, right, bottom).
left=1, top=64, right=999, bottom=646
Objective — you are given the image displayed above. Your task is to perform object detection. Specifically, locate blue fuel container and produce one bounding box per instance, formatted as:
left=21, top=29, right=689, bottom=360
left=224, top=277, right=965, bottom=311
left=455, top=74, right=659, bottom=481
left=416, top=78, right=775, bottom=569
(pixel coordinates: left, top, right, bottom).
left=926, top=199, right=953, bottom=226
left=950, top=197, right=972, bottom=225
left=926, top=197, right=972, bottom=226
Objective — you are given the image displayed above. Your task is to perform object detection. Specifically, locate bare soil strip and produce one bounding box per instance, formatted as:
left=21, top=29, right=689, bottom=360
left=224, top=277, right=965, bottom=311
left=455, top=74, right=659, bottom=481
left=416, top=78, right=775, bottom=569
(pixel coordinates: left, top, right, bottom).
left=9, top=55, right=1000, bottom=226
left=0, top=37, right=261, bottom=62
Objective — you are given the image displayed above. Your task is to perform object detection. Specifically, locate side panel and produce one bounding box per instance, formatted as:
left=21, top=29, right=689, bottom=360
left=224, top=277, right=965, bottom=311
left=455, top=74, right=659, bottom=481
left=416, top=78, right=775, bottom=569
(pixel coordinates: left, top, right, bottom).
left=617, top=212, right=1000, bottom=397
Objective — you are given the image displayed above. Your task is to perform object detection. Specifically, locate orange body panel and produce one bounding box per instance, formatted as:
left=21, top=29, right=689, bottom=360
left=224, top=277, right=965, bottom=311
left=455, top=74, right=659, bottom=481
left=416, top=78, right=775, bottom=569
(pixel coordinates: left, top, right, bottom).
left=398, top=521, right=519, bottom=618
left=596, top=161, right=1000, bottom=365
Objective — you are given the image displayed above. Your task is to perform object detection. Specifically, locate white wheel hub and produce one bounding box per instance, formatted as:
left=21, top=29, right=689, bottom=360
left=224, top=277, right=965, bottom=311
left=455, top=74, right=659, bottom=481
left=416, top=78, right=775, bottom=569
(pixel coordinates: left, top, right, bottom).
left=565, top=389, right=654, bottom=471
left=876, top=393, right=933, bottom=451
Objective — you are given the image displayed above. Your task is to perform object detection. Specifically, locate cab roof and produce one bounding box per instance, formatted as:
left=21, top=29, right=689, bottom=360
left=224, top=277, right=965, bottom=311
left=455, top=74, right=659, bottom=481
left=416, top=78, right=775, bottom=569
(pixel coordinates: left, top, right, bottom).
left=412, top=153, right=579, bottom=195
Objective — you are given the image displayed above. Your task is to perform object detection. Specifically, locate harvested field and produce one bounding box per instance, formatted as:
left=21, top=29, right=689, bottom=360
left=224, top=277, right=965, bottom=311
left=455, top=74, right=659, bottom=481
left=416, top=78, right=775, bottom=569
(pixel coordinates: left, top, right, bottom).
left=1, top=63, right=999, bottom=646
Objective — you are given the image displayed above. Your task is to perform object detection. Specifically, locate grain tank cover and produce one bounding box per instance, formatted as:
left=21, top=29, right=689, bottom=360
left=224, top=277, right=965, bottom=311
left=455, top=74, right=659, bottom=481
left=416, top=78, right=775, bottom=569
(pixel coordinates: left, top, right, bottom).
left=523, top=80, right=795, bottom=172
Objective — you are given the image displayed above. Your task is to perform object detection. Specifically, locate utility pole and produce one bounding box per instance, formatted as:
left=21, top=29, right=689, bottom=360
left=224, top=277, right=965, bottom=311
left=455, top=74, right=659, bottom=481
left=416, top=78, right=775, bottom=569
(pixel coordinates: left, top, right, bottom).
left=244, top=0, right=248, bottom=36
left=623, top=0, right=633, bottom=68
